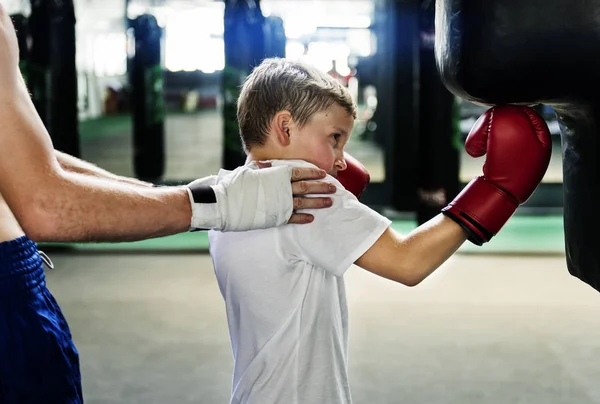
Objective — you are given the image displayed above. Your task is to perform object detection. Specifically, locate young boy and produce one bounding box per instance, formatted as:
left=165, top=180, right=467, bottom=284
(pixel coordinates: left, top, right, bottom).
left=208, top=58, right=552, bottom=403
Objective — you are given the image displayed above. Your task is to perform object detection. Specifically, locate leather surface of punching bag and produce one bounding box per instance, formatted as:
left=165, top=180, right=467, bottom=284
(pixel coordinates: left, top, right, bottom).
left=264, top=16, right=286, bottom=58
left=435, top=0, right=600, bottom=291
left=416, top=0, right=460, bottom=225
left=222, top=0, right=266, bottom=170
left=29, top=0, right=79, bottom=157
left=129, top=14, right=165, bottom=181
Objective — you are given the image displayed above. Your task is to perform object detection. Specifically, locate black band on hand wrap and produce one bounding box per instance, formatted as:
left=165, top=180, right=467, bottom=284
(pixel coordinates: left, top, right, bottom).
left=188, top=184, right=217, bottom=204
left=187, top=184, right=219, bottom=232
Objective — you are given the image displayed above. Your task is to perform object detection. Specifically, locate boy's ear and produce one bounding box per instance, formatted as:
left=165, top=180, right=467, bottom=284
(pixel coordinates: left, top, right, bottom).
left=273, top=110, right=292, bottom=146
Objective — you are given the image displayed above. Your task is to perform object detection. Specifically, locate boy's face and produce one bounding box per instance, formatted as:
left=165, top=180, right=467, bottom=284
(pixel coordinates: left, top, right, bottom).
left=288, top=104, right=354, bottom=175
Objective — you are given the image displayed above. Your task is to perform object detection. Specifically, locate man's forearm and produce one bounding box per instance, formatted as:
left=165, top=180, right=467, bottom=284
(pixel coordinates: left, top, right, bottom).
left=55, top=150, right=155, bottom=188
left=21, top=170, right=191, bottom=243
left=0, top=61, right=189, bottom=243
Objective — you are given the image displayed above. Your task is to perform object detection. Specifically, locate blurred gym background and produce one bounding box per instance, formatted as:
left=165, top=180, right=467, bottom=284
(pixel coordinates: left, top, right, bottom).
left=6, top=0, right=599, bottom=403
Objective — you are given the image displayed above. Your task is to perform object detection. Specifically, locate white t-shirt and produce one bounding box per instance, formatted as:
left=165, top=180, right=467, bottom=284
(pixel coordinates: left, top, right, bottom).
left=208, top=160, right=392, bottom=404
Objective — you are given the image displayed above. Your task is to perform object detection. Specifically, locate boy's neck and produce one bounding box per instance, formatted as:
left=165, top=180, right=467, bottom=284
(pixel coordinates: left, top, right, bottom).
left=246, top=147, right=286, bottom=163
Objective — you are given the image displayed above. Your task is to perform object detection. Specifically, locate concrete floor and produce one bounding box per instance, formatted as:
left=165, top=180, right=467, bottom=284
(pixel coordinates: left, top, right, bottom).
left=44, top=252, right=600, bottom=404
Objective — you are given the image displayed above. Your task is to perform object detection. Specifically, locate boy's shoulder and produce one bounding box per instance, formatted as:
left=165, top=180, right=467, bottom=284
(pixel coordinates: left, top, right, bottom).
left=250, top=159, right=320, bottom=171
left=250, top=159, right=342, bottom=186
left=214, top=159, right=327, bottom=181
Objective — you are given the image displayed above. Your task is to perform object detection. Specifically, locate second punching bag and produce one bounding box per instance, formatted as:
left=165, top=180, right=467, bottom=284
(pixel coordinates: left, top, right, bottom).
left=222, top=0, right=267, bottom=170
left=129, top=14, right=165, bottom=181
left=416, top=0, right=460, bottom=225
left=29, top=0, right=79, bottom=157
left=264, top=15, right=286, bottom=59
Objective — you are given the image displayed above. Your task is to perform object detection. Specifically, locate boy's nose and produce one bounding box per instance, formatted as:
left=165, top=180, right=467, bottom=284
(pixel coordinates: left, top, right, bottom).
left=335, top=158, right=347, bottom=172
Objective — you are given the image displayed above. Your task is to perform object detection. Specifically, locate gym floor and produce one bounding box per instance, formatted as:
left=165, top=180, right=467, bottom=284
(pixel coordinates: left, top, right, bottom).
left=45, top=251, right=600, bottom=404
left=41, top=109, right=590, bottom=403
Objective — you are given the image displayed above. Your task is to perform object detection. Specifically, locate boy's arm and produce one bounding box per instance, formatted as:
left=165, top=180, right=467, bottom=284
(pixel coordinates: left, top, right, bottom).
left=355, top=214, right=467, bottom=286
left=357, top=105, right=553, bottom=285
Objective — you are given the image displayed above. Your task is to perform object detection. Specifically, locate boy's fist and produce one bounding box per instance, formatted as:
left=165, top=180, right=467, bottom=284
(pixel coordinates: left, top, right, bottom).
left=442, top=105, right=552, bottom=245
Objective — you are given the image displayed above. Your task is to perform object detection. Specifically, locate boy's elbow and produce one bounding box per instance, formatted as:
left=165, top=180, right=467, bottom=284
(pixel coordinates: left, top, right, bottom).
left=399, top=275, right=423, bottom=287
left=394, top=263, right=427, bottom=287
left=401, top=278, right=421, bottom=287
left=382, top=267, right=420, bottom=286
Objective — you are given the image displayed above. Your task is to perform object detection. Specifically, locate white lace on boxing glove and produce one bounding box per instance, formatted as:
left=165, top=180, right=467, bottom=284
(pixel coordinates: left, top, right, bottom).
left=186, top=164, right=294, bottom=232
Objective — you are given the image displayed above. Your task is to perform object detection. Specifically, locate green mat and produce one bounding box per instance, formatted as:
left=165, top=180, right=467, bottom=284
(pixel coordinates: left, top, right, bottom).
left=79, top=111, right=211, bottom=144
left=458, top=215, right=564, bottom=255
left=38, top=215, right=565, bottom=255
left=79, top=114, right=132, bottom=143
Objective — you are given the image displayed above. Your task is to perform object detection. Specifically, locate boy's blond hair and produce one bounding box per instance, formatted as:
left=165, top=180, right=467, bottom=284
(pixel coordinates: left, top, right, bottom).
left=237, top=58, right=357, bottom=152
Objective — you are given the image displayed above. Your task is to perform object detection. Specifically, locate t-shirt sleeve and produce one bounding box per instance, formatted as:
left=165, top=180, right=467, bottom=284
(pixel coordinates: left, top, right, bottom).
left=290, top=177, right=392, bottom=277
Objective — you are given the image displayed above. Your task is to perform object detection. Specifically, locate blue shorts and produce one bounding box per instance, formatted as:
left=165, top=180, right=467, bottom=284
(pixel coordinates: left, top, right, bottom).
left=0, top=236, right=83, bottom=403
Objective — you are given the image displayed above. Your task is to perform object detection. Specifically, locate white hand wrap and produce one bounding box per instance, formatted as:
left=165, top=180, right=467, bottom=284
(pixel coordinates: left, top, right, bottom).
left=187, top=165, right=294, bottom=232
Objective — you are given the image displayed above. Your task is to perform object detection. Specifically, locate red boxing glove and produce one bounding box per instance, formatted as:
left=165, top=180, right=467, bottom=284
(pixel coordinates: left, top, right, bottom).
left=442, top=105, right=552, bottom=245
left=335, top=152, right=370, bottom=199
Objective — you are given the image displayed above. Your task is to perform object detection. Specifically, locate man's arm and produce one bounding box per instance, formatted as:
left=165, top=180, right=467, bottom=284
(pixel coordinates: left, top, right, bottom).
left=55, top=150, right=154, bottom=188
left=0, top=84, right=333, bottom=242
left=0, top=80, right=187, bottom=241
left=0, top=7, right=335, bottom=243
left=0, top=11, right=186, bottom=242
left=355, top=214, right=468, bottom=287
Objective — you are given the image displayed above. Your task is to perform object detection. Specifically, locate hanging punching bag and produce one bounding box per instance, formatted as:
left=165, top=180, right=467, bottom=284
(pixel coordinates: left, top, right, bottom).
left=222, top=0, right=267, bottom=170
left=129, top=14, right=165, bottom=181
left=264, top=15, right=286, bottom=58
left=435, top=0, right=600, bottom=290
left=29, top=0, right=80, bottom=157
left=416, top=0, right=461, bottom=225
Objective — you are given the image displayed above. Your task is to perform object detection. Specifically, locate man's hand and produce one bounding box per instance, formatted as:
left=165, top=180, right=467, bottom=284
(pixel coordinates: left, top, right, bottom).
left=188, top=164, right=336, bottom=232
left=286, top=166, right=334, bottom=224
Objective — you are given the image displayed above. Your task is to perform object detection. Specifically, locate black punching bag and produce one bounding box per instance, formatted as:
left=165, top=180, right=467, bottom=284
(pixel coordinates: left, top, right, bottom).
left=435, top=0, right=600, bottom=291
left=264, top=15, right=286, bottom=58
left=222, top=0, right=266, bottom=170
left=11, top=14, right=30, bottom=85
left=129, top=14, right=165, bottom=181
left=29, top=0, right=79, bottom=157
left=416, top=0, right=460, bottom=225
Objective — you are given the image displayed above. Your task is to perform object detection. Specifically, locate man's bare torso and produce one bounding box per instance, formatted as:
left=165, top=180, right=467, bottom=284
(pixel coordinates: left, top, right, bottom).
left=0, top=192, right=25, bottom=242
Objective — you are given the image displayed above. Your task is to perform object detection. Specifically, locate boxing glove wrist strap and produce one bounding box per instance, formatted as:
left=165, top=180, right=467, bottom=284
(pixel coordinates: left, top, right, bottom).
left=442, top=177, right=519, bottom=245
